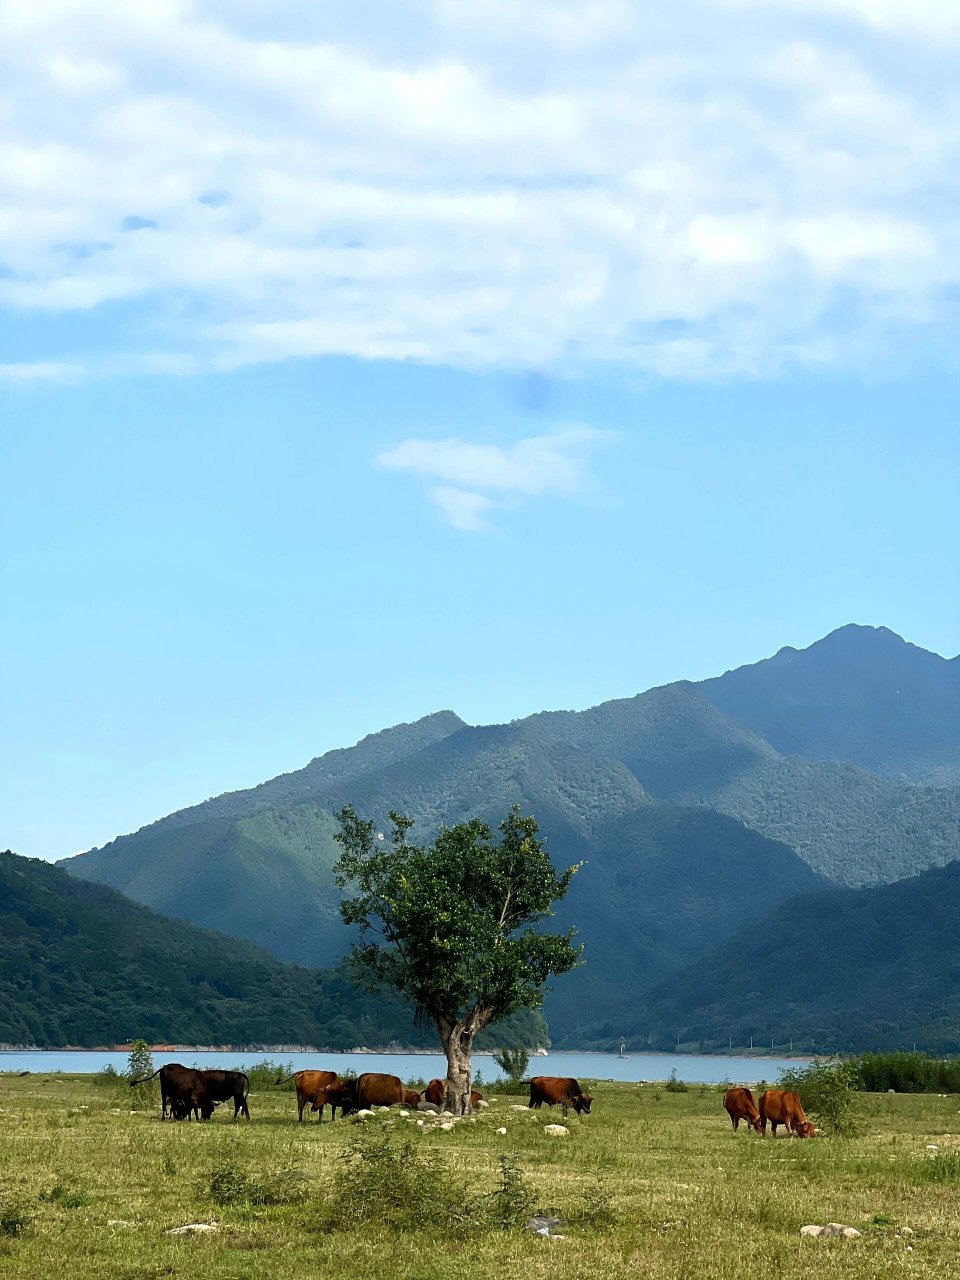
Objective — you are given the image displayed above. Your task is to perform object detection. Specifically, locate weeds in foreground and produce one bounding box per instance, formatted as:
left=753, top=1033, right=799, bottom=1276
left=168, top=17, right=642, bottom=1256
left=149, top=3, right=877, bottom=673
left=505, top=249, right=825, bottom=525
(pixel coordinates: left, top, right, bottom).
left=0, top=1201, right=30, bottom=1238
left=312, top=1129, right=535, bottom=1238
left=207, top=1161, right=311, bottom=1207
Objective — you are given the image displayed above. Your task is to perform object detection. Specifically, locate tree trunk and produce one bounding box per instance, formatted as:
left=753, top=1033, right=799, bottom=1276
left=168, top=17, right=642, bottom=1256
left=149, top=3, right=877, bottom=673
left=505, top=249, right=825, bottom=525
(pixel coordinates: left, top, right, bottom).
left=437, top=1006, right=491, bottom=1114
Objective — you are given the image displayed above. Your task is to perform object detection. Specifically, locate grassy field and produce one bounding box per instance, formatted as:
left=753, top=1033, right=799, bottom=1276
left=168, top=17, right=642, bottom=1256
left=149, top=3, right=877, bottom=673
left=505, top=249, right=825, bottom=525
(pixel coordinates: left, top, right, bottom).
left=1, top=1071, right=959, bottom=1279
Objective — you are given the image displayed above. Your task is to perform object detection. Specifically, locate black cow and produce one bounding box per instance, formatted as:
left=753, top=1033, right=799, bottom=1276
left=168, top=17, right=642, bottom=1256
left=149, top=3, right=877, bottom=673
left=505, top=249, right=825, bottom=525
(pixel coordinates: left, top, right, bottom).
left=199, top=1069, right=250, bottom=1121
left=130, top=1063, right=212, bottom=1121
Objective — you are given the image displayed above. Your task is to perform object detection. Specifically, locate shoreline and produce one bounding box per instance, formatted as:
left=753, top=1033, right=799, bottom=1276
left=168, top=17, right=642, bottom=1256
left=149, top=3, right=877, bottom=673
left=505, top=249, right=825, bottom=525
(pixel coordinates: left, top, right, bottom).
left=0, top=1046, right=814, bottom=1060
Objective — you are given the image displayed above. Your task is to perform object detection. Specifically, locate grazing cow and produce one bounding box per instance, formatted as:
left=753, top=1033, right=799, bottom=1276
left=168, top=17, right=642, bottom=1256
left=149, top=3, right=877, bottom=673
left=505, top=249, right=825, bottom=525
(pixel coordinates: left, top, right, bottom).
left=758, top=1089, right=815, bottom=1137
left=276, top=1070, right=339, bottom=1122
left=356, top=1073, right=404, bottom=1109
left=199, top=1069, right=251, bottom=1121
left=528, top=1076, right=593, bottom=1116
left=527, top=1075, right=593, bottom=1116
left=403, top=1088, right=422, bottom=1108
left=722, top=1087, right=762, bottom=1133
left=323, top=1079, right=360, bottom=1120
left=424, top=1079, right=484, bottom=1110
left=130, top=1063, right=210, bottom=1121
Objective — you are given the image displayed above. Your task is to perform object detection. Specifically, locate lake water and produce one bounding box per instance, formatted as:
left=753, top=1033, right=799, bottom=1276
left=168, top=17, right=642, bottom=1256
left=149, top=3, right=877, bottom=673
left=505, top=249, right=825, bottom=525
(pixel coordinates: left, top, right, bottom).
left=0, top=1049, right=809, bottom=1085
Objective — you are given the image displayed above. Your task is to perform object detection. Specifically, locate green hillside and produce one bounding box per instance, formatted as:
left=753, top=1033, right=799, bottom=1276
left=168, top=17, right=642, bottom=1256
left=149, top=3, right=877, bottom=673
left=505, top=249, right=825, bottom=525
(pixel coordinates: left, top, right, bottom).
left=618, top=859, right=960, bottom=1054
left=702, top=624, right=960, bottom=786
left=0, top=851, right=545, bottom=1050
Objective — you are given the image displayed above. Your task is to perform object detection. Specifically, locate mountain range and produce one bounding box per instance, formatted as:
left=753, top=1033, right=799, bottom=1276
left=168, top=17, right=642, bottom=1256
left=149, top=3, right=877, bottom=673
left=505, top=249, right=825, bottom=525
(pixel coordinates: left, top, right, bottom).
left=57, top=624, right=960, bottom=1050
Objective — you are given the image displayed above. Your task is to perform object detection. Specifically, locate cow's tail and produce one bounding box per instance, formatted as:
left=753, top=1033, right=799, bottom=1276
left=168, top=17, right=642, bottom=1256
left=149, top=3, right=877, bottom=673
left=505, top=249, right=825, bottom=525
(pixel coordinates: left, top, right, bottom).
left=273, top=1071, right=295, bottom=1086
left=240, top=1071, right=250, bottom=1098
left=128, top=1067, right=163, bottom=1087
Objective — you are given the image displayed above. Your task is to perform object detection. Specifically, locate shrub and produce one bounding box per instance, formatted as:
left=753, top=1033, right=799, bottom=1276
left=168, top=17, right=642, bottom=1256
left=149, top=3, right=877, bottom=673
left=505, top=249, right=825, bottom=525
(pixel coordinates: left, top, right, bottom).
left=243, top=1059, right=293, bottom=1092
left=778, top=1059, right=861, bottom=1135
left=856, top=1052, right=960, bottom=1094
left=207, top=1161, right=308, bottom=1208
left=493, top=1047, right=529, bottom=1086
left=918, top=1151, right=960, bottom=1184
left=313, top=1129, right=535, bottom=1238
left=665, top=1070, right=688, bottom=1093
left=125, top=1039, right=155, bottom=1106
left=0, top=1200, right=29, bottom=1238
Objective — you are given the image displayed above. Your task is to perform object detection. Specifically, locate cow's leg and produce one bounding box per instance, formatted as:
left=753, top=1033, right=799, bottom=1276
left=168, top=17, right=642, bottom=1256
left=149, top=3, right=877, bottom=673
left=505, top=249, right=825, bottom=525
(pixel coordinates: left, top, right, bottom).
left=298, top=1095, right=305, bottom=1122
left=733, top=1115, right=740, bottom=1131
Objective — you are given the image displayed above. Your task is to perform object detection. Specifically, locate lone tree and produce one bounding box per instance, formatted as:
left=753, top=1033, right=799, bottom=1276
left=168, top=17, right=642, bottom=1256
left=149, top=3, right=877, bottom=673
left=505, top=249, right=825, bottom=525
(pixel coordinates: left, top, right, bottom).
left=334, top=804, right=582, bottom=1115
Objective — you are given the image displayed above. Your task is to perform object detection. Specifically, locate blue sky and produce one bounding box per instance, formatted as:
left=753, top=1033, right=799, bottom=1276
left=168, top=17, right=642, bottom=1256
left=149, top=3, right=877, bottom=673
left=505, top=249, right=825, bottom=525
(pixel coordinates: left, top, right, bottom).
left=2, top=0, right=958, bottom=859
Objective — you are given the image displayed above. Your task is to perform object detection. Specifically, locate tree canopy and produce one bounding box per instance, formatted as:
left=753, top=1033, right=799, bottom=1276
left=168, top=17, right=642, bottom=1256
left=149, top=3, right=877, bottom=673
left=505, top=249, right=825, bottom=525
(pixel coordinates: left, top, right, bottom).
left=334, top=804, right=582, bottom=1111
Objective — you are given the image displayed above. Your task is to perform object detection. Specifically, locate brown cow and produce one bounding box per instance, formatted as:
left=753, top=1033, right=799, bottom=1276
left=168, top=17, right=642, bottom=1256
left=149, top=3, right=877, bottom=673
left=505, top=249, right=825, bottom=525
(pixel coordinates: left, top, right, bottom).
left=403, top=1088, right=422, bottom=1107
left=528, top=1076, right=592, bottom=1116
left=758, top=1089, right=815, bottom=1137
left=424, top=1079, right=485, bottom=1110
left=279, top=1070, right=339, bottom=1123
left=722, top=1087, right=762, bottom=1133
left=356, top=1073, right=404, bottom=1109
left=322, top=1078, right=359, bottom=1120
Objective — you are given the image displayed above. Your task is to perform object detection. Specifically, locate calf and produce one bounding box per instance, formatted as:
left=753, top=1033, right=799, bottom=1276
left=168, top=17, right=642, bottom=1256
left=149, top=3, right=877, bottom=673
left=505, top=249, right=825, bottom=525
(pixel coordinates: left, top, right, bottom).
left=528, top=1076, right=592, bottom=1117
left=722, top=1087, right=762, bottom=1133
left=424, top=1079, right=485, bottom=1110
left=758, top=1089, right=815, bottom=1137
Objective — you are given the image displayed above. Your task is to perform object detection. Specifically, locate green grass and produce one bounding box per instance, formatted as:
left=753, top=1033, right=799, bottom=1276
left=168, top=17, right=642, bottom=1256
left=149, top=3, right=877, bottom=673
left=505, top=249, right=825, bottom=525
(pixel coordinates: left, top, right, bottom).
left=1, top=1073, right=958, bottom=1279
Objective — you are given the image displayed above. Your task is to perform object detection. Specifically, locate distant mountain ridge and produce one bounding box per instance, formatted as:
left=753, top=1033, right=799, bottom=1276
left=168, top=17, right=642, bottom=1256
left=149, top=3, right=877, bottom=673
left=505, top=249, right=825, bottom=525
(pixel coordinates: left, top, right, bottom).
left=60, top=623, right=960, bottom=1048
left=703, top=623, right=960, bottom=785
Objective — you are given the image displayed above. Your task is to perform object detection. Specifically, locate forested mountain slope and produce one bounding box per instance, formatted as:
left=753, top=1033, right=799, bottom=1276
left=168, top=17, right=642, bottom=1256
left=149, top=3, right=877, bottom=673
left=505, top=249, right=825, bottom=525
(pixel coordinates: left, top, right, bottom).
left=619, top=860, right=960, bottom=1054
left=0, top=851, right=544, bottom=1049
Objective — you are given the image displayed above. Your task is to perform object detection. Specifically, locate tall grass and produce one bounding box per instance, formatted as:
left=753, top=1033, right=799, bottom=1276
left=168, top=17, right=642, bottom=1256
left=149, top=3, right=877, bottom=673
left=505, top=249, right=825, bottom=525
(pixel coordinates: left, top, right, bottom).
left=855, top=1051, right=960, bottom=1093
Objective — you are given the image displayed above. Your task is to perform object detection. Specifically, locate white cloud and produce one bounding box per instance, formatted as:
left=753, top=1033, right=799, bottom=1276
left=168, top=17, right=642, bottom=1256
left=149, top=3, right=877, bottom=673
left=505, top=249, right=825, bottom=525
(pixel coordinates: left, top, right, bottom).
left=376, top=427, right=611, bottom=529
left=0, top=0, right=958, bottom=380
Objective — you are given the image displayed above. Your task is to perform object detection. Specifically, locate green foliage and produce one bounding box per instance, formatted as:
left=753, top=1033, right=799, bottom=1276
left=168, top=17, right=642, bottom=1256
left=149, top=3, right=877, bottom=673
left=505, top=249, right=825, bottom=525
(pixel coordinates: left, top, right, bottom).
left=126, top=1039, right=153, bottom=1081
left=207, top=1162, right=308, bottom=1208
left=0, top=1200, right=29, bottom=1238
left=664, top=1070, right=688, bottom=1093
left=917, top=1152, right=960, bottom=1184
left=492, top=1046, right=529, bottom=1083
left=856, top=1052, right=960, bottom=1093
left=334, top=805, right=581, bottom=1036
left=778, top=1059, right=861, bottom=1134
left=314, top=1129, right=534, bottom=1238
left=0, top=851, right=547, bottom=1049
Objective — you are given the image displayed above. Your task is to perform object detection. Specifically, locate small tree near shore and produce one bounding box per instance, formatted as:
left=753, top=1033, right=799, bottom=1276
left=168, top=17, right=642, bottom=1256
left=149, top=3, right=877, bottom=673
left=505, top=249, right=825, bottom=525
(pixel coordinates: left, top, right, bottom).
left=334, top=805, right=582, bottom=1115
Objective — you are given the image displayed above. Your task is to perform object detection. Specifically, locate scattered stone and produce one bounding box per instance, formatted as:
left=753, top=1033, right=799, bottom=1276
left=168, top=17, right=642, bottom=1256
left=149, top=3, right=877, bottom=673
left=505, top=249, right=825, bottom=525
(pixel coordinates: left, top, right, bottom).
left=440, top=1109, right=455, bottom=1117
left=926, top=1144, right=939, bottom=1151
left=439, top=1121, right=455, bottom=1131
left=110, top=1109, right=122, bottom=1115
left=165, top=1222, right=219, bottom=1236
left=351, top=1109, right=376, bottom=1121
left=399, top=1110, right=409, bottom=1117
left=377, top=1106, right=391, bottom=1112
left=544, top=1124, right=568, bottom=1136
left=417, top=1101, right=439, bottom=1114
left=107, top=1220, right=136, bottom=1228
left=476, top=1100, right=489, bottom=1108
left=899, top=1226, right=915, bottom=1236
left=661, top=1220, right=688, bottom=1231
left=526, top=1215, right=563, bottom=1237
left=801, top=1224, right=862, bottom=1240
left=416, top=1119, right=425, bottom=1126
left=509, top=1104, right=530, bottom=1112
left=495, top=1127, right=507, bottom=1135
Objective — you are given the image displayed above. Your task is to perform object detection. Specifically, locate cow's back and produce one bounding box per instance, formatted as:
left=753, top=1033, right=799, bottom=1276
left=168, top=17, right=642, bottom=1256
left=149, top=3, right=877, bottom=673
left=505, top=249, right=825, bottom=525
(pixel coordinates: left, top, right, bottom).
left=357, top=1073, right=403, bottom=1107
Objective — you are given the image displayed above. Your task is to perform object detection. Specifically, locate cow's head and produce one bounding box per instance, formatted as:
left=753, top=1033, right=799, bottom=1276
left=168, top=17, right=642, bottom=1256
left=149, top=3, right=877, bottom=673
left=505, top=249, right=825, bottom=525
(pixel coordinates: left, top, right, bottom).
left=404, top=1090, right=421, bottom=1107
left=574, top=1092, right=593, bottom=1115
left=796, top=1120, right=816, bottom=1138
left=750, top=1115, right=763, bottom=1134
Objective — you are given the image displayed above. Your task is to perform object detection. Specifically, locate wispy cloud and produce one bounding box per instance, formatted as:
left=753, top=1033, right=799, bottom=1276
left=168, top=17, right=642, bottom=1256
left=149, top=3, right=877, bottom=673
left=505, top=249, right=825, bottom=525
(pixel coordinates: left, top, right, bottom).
left=375, top=426, right=611, bottom=529
left=1, top=1, right=959, bottom=380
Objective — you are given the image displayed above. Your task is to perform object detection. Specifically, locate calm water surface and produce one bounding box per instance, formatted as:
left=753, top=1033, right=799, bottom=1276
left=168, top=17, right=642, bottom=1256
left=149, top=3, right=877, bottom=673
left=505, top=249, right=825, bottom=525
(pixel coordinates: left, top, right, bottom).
left=0, top=1049, right=809, bottom=1084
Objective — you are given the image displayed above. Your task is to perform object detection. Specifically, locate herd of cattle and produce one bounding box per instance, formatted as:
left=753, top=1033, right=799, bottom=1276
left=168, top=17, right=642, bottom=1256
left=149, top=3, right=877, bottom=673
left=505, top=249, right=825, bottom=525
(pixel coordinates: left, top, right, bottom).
left=129, top=1067, right=811, bottom=1137
left=129, top=1066, right=594, bottom=1122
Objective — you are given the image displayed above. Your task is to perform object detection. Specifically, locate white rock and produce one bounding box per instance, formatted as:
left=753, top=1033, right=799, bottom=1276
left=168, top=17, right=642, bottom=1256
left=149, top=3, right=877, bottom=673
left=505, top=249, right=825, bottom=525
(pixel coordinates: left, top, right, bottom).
left=416, top=1119, right=424, bottom=1126
left=476, top=1100, right=489, bottom=1108
left=821, top=1224, right=862, bottom=1239
left=351, top=1109, right=376, bottom=1121
left=509, top=1104, right=530, bottom=1112
left=496, top=1127, right=507, bottom=1135
left=440, top=1109, right=455, bottom=1117
left=399, top=1110, right=409, bottom=1117
left=107, top=1220, right=135, bottom=1228
left=926, top=1144, right=939, bottom=1150
left=544, top=1124, right=568, bottom=1136
left=800, top=1226, right=823, bottom=1238
left=899, top=1226, right=914, bottom=1236
left=377, top=1106, right=391, bottom=1112
left=165, top=1222, right=219, bottom=1236
left=439, top=1121, right=455, bottom=1131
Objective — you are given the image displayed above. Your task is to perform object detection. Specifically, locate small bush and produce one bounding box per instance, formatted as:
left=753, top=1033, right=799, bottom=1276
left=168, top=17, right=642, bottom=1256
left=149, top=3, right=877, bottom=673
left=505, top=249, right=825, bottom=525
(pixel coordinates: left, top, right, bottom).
left=95, top=1064, right=120, bottom=1088
left=565, top=1173, right=617, bottom=1231
left=40, top=1183, right=88, bottom=1209
left=778, top=1059, right=861, bottom=1135
left=665, top=1070, right=688, bottom=1093
left=314, top=1129, right=535, bottom=1238
left=918, top=1152, right=960, bottom=1184
left=0, top=1201, right=29, bottom=1238
left=243, top=1059, right=293, bottom=1092
left=207, top=1161, right=309, bottom=1208
left=493, top=1047, right=529, bottom=1086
